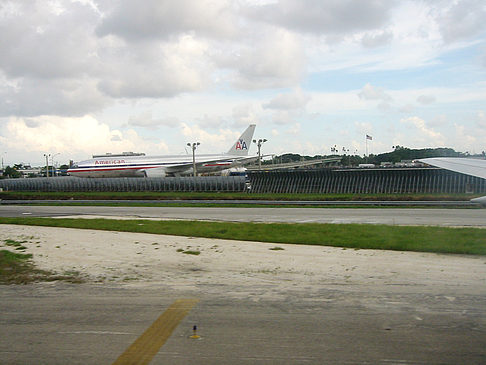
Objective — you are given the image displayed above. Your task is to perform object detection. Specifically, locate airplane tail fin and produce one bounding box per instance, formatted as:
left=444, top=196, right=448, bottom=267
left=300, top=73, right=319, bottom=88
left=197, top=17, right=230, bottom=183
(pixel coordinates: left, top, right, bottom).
left=227, top=124, right=256, bottom=156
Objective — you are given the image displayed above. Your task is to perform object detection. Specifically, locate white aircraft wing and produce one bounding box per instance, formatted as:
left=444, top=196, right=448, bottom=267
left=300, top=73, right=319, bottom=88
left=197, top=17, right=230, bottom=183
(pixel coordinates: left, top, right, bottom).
left=419, top=158, right=486, bottom=179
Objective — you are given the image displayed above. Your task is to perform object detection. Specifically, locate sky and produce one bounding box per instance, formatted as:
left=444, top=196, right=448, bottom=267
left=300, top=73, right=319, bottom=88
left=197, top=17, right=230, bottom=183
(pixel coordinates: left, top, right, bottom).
left=1, top=0, right=485, bottom=167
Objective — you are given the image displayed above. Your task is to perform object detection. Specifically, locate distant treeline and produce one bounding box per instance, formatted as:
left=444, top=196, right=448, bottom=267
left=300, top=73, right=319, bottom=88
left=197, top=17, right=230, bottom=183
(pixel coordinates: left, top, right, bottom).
left=266, top=147, right=485, bottom=166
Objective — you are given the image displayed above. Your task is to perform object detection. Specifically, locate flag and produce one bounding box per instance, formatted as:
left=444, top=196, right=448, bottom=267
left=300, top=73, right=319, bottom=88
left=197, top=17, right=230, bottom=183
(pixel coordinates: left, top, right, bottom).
left=366, top=134, right=373, bottom=140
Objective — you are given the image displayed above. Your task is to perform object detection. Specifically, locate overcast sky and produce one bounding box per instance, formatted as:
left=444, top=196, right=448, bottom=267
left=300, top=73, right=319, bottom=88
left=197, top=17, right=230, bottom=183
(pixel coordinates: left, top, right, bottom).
left=1, top=0, right=485, bottom=166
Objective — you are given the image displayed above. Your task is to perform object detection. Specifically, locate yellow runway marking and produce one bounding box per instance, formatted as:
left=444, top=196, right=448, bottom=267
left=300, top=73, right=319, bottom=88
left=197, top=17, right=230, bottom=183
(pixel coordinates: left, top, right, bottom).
left=113, top=298, right=199, bottom=365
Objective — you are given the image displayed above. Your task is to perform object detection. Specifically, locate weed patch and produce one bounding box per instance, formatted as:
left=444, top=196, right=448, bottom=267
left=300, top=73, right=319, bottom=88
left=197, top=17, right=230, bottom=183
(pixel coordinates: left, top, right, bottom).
left=182, top=250, right=201, bottom=255
left=0, top=249, right=85, bottom=284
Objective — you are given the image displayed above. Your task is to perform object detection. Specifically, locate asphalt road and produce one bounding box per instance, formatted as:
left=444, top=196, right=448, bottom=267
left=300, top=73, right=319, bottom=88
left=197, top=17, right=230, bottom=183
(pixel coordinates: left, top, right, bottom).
left=2, top=281, right=485, bottom=365
left=1, top=205, right=486, bottom=226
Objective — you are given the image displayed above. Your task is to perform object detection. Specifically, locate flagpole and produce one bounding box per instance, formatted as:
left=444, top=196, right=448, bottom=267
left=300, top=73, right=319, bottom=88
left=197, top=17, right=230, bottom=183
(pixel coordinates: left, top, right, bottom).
left=365, top=135, right=368, bottom=157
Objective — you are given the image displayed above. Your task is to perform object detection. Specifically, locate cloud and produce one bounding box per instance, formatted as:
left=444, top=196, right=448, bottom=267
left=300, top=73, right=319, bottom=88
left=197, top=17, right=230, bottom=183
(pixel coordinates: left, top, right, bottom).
left=263, top=88, right=310, bottom=110
left=358, top=83, right=392, bottom=102
left=271, top=110, right=297, bottom=125
left=97, top=35, right=210, bottom=98
left=453, top=123, right=477, bottom=150
left=228, top=29, right=305, bottom=89
left=0, top=1, right=99, bottom=80
left=96, top=0, right=237, bottom=41
left=477, top=110, right=486, bottom=129
left=361, top=30, right=393, bottom=48
left=399, top=104, right=414, bottom=113
left=481, top=47, right=486, bottom=68
left=287, top=123, right=301, bottom=135
left=358, top=83, right=393, bottom=110
left=354, top=121, right=373, bottom=136
left=437, top=0, right=486, bottom=43
left=231, top=104, right=259, bottom=128
left=128, top=111, right=179, bottom=129
left=400, top=116, right=445, bottom=145
left=1, top=115, right=168, bottom=158
left=246, top=0, right=394, bottom=37
left=417, top=95, right=436, bottom=105
left=180, top=123, right=241, bottom=153
left=0, top=74, right=109, bottom=117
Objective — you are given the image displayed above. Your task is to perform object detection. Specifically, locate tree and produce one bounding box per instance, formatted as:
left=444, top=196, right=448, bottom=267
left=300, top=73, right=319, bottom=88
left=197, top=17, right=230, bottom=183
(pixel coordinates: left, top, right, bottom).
left=2, top=165, right=21, bottom=178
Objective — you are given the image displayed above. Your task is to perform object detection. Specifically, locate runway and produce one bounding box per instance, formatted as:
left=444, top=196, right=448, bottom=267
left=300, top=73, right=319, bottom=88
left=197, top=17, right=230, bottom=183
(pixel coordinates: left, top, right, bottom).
left=1, top=205, right=486, bottom=226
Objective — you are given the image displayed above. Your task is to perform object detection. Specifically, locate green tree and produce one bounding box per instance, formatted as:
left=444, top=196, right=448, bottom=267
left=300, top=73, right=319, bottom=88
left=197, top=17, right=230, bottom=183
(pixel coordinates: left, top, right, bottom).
left=3, top=165, right=21, bottom=178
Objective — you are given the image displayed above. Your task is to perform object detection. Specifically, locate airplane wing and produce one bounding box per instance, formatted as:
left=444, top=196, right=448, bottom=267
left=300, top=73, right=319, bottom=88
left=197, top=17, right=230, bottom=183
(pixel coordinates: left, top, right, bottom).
left=156, top=155, right=259, bottom=176
left=420, top=157, right=486, bottom=206
left=419, top=158, right=486, bottom=179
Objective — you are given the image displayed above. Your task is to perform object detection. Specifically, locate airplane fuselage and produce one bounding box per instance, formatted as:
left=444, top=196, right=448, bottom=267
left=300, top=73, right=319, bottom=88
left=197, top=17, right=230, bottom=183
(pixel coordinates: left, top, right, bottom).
left=68, top=154, right=241, bottom=178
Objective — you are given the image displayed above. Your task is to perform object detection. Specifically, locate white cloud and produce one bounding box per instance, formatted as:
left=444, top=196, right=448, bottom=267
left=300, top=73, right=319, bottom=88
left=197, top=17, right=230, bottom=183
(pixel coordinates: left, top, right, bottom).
left=97, top=35, right=210, bottom=98
left=417, top=95, right=436, bottom=105
left=399, top=104, right=415, bottom=113
left=354, top=121, right=373, bottom=136
left=287, top=123, right=301, bottom=135
left=400, top=116, right=445, bottom=146
left=358, top=83, right=392, bottom=102
left=0, top=74, right=109, bottom=117
left=361, top=30, right=393, bottom=48
left=1, top=115, right=168, bottom=161
left=246, top=0, right=394, bottom=37
left=271, top=110, right=297, bottom=125
left=231, top=104, right=259, bottom=128
left=180, top=123, right=242, bottom=154
left=0, top=1, right=99, bottom=80
left=128, top=111, right=179, bottom=129
left=477, top=110, right=486, bottom=129
left=96, top=0, right=237, bottom=41
left=358, top=83, right=393, bottom=110
left=453, top=123, right=477, bottom=151
left=263, top=88, right=310, bottom=110
left=228, top=29, right=305, bottom=89
left=437, top=0, right=486, bottom=43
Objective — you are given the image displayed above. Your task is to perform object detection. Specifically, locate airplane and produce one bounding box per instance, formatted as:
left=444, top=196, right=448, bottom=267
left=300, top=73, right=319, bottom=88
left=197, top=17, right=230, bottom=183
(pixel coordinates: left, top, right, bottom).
left=419, top=157, right=486, bottom=206
left=67, top=124, right=258, bottom=178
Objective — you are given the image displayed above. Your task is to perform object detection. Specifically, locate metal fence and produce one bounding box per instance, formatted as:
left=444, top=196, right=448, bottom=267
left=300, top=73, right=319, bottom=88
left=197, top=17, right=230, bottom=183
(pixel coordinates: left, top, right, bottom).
left=248, top=168, right=486, bottom=194
left=2, top=168, right=485, bottom=195
left=0, top=176, right=247, bottom=192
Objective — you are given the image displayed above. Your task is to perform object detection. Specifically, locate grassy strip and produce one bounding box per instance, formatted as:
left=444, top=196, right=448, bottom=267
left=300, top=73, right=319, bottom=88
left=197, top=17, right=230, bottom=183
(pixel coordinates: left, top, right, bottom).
left=1, top=217, right=485, bottom=255
left=6, top=202, right=477, bottom=209
left=0, top=191, right=480, bottom=202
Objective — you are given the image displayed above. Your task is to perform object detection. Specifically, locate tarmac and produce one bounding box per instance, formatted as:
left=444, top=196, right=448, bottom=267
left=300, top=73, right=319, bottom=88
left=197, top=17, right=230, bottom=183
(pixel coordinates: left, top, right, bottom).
left=0, top=223, right=485, bottom=364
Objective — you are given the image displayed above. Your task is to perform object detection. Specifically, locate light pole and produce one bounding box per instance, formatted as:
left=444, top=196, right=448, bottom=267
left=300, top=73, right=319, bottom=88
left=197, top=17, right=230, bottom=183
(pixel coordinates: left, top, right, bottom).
left=187, top=142, right=200, bottom=177
left=51, top=153, right=60, bottom=176
left=43, top=153, right=51, bottom=178
left=252, top=138, right=267, bottom=170
left=1, top=152, right=6, bottom=170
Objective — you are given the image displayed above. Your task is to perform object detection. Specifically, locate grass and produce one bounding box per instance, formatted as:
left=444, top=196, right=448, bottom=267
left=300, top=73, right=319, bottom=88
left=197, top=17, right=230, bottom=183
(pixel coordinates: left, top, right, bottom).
left=0, top=249, right=85, bottom=284
left=0, top=191, right=481, bottom=202
left=182, top=250, right=201, bottom=255
left=1, top=217, right=485, bottom=255
left=4, top=239, right=28, bottom=251
left=1, top=237, right=86, bottom=284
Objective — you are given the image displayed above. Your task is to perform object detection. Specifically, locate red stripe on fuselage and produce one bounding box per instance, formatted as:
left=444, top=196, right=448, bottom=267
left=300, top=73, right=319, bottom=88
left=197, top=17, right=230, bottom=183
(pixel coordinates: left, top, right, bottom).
left=68, top=165, right=161, bottom=173
left=202, top=163, right=232, bottom=167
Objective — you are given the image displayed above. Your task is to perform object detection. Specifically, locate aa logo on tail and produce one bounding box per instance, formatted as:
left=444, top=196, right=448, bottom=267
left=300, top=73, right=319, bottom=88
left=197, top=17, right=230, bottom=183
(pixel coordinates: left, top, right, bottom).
left=235, top=139, right=248, bottom=150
